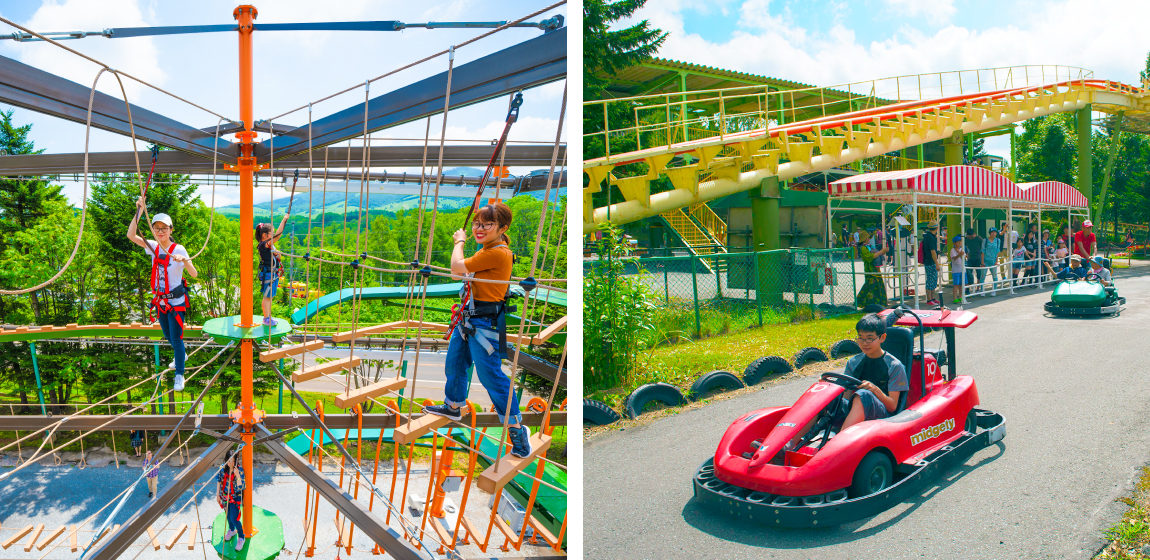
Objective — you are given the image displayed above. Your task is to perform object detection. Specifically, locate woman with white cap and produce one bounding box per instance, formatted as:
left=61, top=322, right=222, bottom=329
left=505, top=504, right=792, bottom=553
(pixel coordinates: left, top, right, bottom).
left=127, top=196, right=197, bottom=391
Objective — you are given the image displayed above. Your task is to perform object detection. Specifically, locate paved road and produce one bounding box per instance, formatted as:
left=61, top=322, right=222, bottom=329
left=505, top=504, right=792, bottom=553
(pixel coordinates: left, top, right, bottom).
left=586, top=264, right=1150, bottom=560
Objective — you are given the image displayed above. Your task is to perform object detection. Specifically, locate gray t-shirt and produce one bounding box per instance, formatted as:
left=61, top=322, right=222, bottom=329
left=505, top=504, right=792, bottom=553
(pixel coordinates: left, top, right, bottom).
left=844, top=351, right=909, bottom=394
left=1090, top=266, right=1112, bottom=284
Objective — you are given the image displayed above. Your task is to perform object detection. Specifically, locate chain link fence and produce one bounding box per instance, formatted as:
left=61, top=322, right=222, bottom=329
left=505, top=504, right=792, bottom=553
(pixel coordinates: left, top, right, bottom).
left=586, top=248, right=859, bottom=343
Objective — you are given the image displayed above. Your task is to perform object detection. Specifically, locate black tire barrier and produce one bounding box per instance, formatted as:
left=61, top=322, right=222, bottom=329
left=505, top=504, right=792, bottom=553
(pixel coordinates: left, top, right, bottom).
left=583, top=399, right=621, bottom=426
left=862, top=304, right=886, bottom=313
left=743, top=356, right=792, bottom=386
left=624, top=382, right=687, bottom=419
left=688, top=370, right=745, bottom=401
left=793, top=346, right=829, bottom=369
left=829, top=339, right=862, bottom=359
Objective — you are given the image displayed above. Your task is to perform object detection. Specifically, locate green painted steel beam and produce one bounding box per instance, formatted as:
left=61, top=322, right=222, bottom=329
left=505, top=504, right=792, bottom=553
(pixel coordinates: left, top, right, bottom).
left=1077, top=104, right=1093, bottom=213
left=1096, top=111, right=1124, bottom=232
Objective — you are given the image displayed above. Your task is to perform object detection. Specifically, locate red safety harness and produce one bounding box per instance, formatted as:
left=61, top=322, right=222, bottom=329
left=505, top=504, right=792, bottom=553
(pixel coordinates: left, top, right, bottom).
left=149, top=242, right=189, bottom=331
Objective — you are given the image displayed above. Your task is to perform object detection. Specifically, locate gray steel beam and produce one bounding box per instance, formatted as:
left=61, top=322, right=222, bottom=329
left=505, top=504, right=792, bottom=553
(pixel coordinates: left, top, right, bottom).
left=0, top=53, right=234, bottom=161
left=256, top=27, right=566, bottom=160
left=0, top=144, right=565, bottom=176
left=88, top=425, right=239, bottom=560
left=0, top=411, right=565, bottom=431
left=257, top=425, right=428, bottom=560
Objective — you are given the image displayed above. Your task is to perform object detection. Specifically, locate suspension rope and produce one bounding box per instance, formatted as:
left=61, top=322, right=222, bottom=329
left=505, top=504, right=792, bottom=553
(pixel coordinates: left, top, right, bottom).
left=189, top=118, right=225, bottom=260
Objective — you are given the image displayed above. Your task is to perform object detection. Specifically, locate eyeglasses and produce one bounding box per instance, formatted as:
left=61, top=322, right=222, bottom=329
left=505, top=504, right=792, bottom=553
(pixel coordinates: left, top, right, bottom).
left=472, top=221, right=497, bottom=231
left=856, top=336, right=881, bottom=345
left=153, top=226, right=170, bottom=233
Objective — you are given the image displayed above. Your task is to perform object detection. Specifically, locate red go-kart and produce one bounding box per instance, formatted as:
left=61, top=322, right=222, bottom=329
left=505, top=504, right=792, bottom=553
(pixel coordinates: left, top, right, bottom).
left=693, top=307, right=1005, bottom=526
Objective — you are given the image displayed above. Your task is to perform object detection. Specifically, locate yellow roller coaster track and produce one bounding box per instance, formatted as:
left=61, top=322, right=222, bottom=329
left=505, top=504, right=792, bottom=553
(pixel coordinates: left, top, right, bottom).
left=583, top=65, right=1149, bottom=234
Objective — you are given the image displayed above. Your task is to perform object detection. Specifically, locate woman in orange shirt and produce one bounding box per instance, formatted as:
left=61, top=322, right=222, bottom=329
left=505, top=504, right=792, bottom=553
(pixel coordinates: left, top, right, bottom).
left=424, top=202, right=532, bottom=458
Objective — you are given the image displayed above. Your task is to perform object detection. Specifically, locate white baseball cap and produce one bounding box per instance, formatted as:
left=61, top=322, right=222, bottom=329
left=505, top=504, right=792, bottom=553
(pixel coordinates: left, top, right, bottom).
left=152, top=213, right=173, bottom=228
left=1083, top=220, right=1093, bottom=228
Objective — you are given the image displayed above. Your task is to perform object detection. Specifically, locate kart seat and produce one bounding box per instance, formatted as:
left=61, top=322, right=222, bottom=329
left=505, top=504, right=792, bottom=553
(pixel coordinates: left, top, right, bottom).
left=880, top=325, right=912, bottom=414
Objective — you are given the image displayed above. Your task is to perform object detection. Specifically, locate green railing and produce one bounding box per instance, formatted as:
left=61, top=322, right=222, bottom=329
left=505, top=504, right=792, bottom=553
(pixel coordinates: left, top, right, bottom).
left=585, top=247, right=858, bottom=342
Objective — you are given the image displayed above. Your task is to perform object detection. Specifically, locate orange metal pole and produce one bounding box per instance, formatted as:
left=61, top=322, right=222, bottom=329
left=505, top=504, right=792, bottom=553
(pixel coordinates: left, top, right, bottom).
left=233, top=4, right=259, bottom=540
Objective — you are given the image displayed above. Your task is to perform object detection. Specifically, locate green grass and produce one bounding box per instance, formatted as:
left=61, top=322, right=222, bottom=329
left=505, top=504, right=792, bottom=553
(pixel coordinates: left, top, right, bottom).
left=589, top=313, right=862, bottom=411
left=1096, top=466, right=1150, bottom=559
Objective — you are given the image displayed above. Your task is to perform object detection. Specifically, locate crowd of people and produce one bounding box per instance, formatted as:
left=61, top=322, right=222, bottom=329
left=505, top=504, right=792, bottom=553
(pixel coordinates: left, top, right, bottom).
left=846, top=217, right=1117, bottom=307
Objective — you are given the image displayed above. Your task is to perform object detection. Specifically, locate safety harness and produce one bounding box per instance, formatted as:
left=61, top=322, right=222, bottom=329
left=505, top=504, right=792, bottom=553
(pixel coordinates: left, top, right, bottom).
left=447, top=243, right=516, bottom=356
left=148, top=242, right=189, bottom=331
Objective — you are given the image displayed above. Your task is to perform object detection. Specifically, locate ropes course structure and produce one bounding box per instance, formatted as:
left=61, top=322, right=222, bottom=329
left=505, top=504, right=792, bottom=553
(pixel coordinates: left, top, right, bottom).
left=0, top=4, right=567, bottom=559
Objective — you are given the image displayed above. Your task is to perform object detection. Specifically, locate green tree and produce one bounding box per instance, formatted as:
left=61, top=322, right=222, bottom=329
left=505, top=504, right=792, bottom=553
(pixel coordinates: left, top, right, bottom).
left=583, top=0, right=667, bottom=100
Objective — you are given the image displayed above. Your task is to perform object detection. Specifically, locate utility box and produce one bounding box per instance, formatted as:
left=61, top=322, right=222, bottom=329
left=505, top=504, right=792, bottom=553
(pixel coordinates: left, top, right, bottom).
left=489, top=492, right=533, bottom=538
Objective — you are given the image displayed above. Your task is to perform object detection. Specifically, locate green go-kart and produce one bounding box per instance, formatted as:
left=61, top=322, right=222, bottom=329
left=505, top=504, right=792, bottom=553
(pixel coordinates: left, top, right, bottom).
left=1045, top=271, right=1124, bottom=317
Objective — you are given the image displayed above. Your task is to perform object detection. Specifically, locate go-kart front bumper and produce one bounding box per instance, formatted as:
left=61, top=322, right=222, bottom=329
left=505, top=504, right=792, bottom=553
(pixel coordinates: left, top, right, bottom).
left=691, top=408, right=1005, bottom=527
left=1044, top=297, right=1125, bottom=316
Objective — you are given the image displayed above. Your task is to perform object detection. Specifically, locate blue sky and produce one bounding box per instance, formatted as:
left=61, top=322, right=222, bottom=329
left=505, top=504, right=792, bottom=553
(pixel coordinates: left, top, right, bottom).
left=0, top=0, right=568, bottom=206
left=625, top=0, right=1150, bottom=158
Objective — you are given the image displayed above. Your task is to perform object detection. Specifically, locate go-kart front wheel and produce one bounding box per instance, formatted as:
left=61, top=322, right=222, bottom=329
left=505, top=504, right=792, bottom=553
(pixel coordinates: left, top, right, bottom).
left=849, top=451, right=893, bottom=498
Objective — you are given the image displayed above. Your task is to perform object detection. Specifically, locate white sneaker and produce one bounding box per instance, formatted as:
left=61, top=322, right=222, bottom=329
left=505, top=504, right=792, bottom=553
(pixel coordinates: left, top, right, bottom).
left=168, top=361, right=175, bottom=370
left=224, top=529, right=236, bottom=541
left=235, top=537, right=245, bottom=551
left=173, top=374, right=185, bottom=392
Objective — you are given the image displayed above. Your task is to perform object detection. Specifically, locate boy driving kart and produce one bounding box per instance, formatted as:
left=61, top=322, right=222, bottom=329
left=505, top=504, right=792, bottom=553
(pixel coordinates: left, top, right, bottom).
left=789, top=314, right=908, bottom=449
left=1057, top=255, right=1089, bottom=280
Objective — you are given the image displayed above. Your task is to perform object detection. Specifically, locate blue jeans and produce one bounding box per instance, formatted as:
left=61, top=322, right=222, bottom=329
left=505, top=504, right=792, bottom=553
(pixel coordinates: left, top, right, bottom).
left=444, top=316, right=522, bottom=425
left=157, top=309, right=185, bottom=376
left=226, top=502, right=244, bottom=538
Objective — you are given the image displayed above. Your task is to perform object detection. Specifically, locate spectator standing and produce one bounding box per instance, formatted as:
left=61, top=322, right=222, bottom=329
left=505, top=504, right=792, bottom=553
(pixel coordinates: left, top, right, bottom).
left=965, top=228, right=984, bottom=293
left=130, top=430, right=143, bottom=457
left=143, top=449, right=159, bottom=498
left=983, top=228, right=1002, bottom=296
left=922, top=222, right=940, bottom=306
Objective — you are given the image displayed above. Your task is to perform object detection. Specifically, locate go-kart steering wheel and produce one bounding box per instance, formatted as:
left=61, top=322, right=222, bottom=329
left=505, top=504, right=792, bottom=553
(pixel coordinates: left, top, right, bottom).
left=1085, top=273, right=1103, bottom=282
left=820, top=371, right=862, bottom=389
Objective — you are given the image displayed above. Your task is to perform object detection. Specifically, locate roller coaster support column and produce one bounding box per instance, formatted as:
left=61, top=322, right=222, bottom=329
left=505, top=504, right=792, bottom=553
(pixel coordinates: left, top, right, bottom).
left=1077, top=104, right=1093, bottom=218
left=234, top=4, right=261, bottom=539
left=943, top=134, right=964, bottom=257
left=1097, top=111, right=1124, bottom=233
left=752, top=176, right=783, bottom=305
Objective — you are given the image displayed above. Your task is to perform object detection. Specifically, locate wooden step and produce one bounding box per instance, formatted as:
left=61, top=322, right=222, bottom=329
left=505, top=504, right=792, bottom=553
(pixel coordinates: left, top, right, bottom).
left=2, top=525, right=32, bottom=550
left=334, top=377, right=407, bottom=409
left=69, top=526, right=78, bottom=552
left=431, top=518, right=454, bottom=550
left=36, top=526, right=65, bottom=551
left=187, top=522, right=197, bottom=550
left=527, top=517, right=563, bottom=552
left=165, top=524, right=187, bottom=550
left=146, top=526, right=161, bottom=550
left=24, top=523, right=44, bottom=552
left=292, top=357, right=362, bottom=383
left=477, top=434, right=553, bottom=494
left=394, top=410, right=467, bottom=445
left=492, top=515, right=518, bottom=548
left=260, top=340, right=324, bottom=362
left=332, top=321, right=449, bottom=342
left=460, top=517, right=484, bottom=550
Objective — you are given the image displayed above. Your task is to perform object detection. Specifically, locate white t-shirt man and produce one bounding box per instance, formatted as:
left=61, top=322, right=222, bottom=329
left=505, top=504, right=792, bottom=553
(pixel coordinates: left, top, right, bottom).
left=145, top=240, right=189, bottom=306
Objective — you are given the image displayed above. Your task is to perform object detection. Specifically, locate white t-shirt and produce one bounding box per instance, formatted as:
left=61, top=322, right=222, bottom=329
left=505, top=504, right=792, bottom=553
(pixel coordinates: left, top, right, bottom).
left=950, top=248, right=965, bottom=273
left=1009, top=230, right=1019, bottom=245
left=145, top=240, right=189, bottom=306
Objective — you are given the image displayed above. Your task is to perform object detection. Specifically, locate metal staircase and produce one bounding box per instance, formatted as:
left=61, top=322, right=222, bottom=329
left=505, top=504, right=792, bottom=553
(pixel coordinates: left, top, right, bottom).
left=658, top=205, right=727, bottom=273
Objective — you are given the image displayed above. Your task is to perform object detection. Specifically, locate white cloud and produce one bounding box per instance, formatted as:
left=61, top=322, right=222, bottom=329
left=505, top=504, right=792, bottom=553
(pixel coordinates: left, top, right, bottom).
left=7, top=0, right=165, bottom=100
left=632, top=0, right=1150, bottom=89
left=884, top=0, right=956, bottom=26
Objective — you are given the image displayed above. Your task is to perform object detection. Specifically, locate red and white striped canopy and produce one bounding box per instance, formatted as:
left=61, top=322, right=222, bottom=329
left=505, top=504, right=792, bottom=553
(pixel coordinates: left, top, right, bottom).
left=827, top=165, right=1087, bottom=208
left=1018, top=181, right=1088, bottom=207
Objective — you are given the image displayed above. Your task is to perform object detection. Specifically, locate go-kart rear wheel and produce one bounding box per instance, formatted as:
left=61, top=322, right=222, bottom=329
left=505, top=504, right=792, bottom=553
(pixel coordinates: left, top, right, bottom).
left=849, top=451, right=893, bottom=498
left=965, top=409, right=977, bottom=434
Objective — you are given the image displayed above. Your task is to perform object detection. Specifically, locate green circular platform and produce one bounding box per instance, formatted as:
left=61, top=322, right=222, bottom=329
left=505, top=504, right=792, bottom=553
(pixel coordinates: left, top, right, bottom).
left=202, top=315, right=293, bottom=342
left=211, top=506, right=285, bottom=560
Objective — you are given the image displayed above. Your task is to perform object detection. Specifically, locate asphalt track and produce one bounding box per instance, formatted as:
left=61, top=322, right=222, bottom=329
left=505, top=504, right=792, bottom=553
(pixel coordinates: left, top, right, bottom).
left=585, top=263, right=1150, bottom=560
